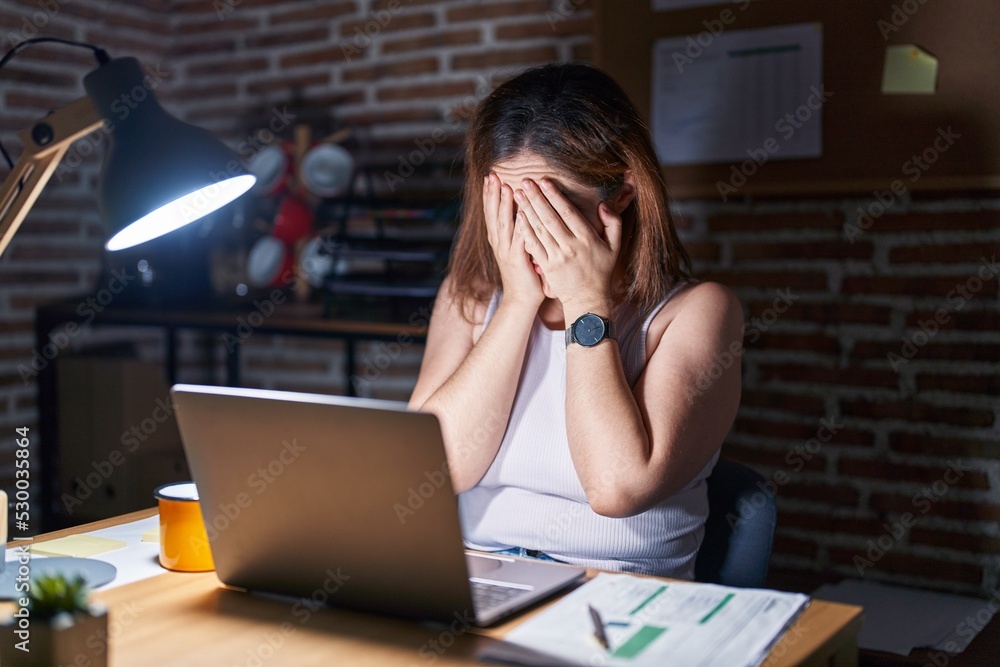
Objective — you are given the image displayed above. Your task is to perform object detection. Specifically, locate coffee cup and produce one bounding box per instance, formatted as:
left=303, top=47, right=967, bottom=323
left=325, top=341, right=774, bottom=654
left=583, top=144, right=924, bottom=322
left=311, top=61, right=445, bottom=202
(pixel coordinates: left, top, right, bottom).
left=154, top=482, right=215, bottom=572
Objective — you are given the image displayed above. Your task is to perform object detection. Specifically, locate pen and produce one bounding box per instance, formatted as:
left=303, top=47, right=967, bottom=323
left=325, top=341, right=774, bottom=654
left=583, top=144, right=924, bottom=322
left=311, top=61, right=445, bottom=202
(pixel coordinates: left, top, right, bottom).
left=588, top=604, right=610, bottom=650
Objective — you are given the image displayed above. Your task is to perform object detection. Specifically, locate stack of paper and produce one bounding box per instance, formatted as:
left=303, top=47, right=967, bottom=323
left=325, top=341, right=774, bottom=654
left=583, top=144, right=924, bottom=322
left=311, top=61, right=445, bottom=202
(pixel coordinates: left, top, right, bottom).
left=814, top=579, right=994, bottom=655
left=480, top=573, right=809, bottom=667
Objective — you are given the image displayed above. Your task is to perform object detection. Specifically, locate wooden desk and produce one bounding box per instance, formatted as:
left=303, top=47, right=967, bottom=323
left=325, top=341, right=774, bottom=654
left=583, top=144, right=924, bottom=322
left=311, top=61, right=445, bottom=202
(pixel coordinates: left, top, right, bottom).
left=7, top=509, right=862, bottom=667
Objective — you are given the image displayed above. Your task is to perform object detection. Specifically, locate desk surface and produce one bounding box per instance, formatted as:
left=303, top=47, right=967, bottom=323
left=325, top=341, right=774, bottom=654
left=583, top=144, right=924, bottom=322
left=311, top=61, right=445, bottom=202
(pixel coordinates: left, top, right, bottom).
left=11, top=509, right=862, bottom=667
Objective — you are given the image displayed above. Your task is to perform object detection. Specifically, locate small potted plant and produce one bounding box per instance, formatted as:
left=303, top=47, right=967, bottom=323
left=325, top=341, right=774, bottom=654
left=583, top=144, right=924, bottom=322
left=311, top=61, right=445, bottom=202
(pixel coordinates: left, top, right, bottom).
left=1, top=572, right=108, bottom=666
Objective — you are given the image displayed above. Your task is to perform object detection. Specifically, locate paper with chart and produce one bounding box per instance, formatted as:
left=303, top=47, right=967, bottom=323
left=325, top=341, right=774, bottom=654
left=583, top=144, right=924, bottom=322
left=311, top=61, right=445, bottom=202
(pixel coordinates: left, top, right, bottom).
left=651, top=22, right=823, bottom=165
left=481, top=573, right=809, bottom=667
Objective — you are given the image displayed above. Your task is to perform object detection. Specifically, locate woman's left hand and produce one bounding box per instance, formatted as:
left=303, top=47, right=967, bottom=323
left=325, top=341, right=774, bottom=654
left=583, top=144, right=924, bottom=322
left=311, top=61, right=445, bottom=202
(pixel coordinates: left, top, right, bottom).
left=514, top=178, right=622, bottom=312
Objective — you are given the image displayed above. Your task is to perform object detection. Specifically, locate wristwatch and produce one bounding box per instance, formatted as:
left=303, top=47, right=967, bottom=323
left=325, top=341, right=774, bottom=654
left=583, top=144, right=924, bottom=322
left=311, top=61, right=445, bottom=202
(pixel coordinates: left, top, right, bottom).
left=565, top=313, right=616, bottom=348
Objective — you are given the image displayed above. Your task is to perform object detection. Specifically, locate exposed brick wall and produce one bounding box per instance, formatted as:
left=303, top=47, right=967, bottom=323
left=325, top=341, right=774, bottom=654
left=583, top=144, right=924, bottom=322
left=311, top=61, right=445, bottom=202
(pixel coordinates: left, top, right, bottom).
left=1, top=0, right=997, bottom=597
left=676, top=198, right=1000, bottom=596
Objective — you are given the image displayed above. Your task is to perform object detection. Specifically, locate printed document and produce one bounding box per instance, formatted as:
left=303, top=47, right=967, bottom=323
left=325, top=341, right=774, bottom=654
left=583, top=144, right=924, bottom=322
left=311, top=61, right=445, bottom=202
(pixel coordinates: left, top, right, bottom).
left=480, top=573, right=809, bottom=667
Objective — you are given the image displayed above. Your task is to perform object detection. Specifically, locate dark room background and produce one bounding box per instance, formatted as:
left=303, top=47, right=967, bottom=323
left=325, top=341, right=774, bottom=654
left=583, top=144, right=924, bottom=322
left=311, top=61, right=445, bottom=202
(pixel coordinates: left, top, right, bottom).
left=0, top=0, right=997, bottom=599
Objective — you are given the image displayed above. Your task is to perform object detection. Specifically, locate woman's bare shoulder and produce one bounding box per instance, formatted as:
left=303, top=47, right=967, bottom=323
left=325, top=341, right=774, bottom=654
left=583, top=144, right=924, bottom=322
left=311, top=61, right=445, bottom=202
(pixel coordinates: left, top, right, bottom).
left=646, top=281, right=743, bottom=354
left=435, top=274, right=491, bottom=339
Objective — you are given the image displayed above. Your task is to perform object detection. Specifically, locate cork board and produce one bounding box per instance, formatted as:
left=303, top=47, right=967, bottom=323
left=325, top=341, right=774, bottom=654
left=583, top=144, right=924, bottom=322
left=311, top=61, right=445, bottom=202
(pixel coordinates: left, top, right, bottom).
left=594, top=0, right=1000, bottom=199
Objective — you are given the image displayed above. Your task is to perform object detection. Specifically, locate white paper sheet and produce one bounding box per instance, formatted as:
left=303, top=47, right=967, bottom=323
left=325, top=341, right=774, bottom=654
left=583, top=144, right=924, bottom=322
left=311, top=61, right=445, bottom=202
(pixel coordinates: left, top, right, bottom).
left=4, top=516, right=167, bottom=591
left=814, top=579, right=997, bottom=656
left=480, top=573, right=809, bottom=667
left=651, top=22, right=823, bottom=165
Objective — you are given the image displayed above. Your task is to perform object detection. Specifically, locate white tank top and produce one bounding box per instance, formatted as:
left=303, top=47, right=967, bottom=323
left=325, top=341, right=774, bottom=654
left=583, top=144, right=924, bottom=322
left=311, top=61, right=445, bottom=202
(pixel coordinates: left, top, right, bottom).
left=458, top=282, right=718, bottom=579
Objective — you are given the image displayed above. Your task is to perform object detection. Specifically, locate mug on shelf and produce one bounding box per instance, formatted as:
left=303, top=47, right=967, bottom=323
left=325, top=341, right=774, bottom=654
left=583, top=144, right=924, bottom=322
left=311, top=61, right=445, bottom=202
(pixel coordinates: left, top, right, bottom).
left=299, top=143, right=354, bottom=198
left=248, top=142, right=294, bottom=196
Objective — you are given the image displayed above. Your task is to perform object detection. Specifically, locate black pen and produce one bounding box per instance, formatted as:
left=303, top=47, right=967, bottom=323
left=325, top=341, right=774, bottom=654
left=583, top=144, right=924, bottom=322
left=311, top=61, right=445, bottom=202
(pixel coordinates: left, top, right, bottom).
left=588, top=604, right=610, bottom=650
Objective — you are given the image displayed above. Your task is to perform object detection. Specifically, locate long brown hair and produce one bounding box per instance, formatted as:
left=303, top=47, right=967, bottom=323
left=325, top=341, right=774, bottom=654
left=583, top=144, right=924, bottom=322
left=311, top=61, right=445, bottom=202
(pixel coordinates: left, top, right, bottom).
left=448, top=62, right=691, bottom=320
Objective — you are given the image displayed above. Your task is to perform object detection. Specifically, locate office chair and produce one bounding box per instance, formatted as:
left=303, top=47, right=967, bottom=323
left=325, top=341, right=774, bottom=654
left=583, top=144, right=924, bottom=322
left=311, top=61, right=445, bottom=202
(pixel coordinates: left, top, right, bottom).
left=694, top=459, right=776, bottom=588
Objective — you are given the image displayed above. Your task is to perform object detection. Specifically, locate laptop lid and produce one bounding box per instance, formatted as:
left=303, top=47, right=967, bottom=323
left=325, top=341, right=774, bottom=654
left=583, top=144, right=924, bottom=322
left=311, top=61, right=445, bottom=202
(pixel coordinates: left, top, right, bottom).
left=170, top=384, right=476, bottom=623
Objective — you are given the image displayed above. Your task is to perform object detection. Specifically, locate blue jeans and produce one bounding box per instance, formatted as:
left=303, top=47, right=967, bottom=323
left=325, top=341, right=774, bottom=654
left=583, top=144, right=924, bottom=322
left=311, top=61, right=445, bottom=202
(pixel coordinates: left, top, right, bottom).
left=492, top=547, right=563, bottom=563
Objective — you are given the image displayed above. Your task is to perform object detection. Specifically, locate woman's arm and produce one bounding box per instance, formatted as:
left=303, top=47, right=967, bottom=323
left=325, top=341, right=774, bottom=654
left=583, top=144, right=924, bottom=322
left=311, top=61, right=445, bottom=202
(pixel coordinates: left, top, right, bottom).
left=562, top=282, right=743, bottom=517
left=408, top=275, right=539, bottom=493
left=408, top=175, right=544, bottom=493
left=514, top=178, right=742, bottom=517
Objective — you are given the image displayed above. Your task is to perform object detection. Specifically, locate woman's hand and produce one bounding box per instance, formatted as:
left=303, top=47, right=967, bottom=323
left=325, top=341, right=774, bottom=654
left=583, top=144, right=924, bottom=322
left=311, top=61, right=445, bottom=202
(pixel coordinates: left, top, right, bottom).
left=484, top=173, right=544, bottom=309
left=515, top=177, right=621, bottom=315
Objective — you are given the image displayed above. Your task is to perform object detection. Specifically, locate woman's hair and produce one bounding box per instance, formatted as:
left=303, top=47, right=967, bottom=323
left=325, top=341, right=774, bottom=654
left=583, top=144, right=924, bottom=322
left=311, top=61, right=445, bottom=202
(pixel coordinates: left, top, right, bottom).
left=447, top=62, right=691, bottom=319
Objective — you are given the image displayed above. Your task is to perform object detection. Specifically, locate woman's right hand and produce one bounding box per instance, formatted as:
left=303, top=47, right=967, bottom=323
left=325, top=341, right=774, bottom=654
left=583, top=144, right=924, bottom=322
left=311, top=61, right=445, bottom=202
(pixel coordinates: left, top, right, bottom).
left=484, top=172, right=544, bottom=308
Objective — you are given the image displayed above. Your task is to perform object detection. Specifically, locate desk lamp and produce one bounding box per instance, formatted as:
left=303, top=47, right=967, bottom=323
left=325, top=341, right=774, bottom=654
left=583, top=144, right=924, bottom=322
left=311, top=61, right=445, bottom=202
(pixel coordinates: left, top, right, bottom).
left=0, top=38, right=256, bottom=259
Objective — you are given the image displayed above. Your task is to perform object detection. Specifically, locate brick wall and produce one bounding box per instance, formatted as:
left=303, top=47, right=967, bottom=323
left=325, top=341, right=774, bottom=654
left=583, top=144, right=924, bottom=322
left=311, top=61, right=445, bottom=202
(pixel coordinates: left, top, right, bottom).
left=676, top=198, right=999, bottom=596
left=1, top=0, right=997, bottom=596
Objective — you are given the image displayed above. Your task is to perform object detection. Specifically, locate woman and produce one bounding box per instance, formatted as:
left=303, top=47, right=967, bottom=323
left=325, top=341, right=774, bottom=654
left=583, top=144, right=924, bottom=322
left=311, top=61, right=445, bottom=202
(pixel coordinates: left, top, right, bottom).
left=408, top=63, right=742, bottom=578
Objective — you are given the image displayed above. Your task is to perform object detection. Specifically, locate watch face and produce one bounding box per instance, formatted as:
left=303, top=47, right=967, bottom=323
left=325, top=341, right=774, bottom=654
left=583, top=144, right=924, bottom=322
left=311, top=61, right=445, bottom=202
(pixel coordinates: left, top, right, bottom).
left=573, top=313, right=606, bottom=347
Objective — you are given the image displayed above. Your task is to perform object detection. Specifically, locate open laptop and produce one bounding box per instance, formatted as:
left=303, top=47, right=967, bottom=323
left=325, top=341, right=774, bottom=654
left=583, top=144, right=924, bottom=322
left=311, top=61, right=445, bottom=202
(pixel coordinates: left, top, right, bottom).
left=170, top=384, right=586, bottom=626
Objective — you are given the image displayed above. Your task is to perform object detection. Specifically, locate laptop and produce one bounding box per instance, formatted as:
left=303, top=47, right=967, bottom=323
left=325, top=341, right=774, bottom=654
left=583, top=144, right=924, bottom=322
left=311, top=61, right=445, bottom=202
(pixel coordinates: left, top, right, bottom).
left=170, top=384, right=586, bottom=626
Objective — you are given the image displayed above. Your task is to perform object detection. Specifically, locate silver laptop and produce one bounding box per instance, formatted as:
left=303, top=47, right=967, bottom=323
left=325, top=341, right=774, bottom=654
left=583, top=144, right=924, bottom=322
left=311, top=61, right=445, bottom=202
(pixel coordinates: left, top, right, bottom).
left=170, top=384, right=586, bottom=626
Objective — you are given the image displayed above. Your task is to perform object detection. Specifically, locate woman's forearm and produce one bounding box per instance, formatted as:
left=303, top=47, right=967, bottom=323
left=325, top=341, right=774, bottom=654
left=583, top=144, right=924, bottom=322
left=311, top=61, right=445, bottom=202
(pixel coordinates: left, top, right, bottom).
left=563, top=286, right=743, bottom=518
left=564, top=336, right=654, bottom=517
left=415, top=298, right=538, bottom=493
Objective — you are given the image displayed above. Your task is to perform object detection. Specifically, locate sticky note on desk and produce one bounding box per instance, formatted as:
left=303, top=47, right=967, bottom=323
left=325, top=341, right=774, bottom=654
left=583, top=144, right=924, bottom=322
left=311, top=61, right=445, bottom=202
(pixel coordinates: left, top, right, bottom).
left=31, top=535, right=127, bottom=558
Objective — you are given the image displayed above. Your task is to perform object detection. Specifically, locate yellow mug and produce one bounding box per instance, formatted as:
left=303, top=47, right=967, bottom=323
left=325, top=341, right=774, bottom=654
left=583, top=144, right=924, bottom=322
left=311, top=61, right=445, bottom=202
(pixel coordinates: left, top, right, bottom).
left=154, top=482, right=215, bottom=572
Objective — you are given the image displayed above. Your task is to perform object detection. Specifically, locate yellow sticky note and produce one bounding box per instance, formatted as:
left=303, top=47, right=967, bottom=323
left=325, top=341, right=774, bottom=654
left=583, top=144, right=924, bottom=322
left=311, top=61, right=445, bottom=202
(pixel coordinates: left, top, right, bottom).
left=141, top=527, right=160, bottom=543
left=31, top=535, right=127, bottom=558
left=882, top=45, right=938, bottom=94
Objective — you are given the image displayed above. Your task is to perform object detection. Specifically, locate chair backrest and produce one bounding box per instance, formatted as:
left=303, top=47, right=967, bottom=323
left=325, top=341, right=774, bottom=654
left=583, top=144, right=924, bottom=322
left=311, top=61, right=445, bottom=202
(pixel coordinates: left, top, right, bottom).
left=694, top=459, right=776, bottom=588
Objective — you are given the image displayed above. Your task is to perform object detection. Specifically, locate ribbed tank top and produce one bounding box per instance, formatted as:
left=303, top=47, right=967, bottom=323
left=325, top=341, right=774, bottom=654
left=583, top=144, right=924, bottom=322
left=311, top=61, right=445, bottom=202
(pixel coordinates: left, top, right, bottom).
left=458, top=281, right=719, bottom=579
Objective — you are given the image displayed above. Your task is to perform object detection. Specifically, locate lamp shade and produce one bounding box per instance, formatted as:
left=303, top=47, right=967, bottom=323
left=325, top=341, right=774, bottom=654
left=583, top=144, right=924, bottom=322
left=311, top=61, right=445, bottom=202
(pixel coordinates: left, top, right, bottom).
left=83, top=57, right=255, bottom=251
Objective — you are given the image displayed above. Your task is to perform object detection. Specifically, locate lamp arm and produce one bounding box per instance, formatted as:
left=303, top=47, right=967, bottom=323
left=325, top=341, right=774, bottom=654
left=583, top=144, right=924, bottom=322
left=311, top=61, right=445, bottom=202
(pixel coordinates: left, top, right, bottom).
left=0, top=96, right=104, bottom=259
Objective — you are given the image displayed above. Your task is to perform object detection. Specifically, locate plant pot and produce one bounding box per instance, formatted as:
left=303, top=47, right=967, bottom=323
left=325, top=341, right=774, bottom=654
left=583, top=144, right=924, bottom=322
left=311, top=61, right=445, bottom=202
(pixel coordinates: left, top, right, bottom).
left=1, top=607, right=108, bottom=667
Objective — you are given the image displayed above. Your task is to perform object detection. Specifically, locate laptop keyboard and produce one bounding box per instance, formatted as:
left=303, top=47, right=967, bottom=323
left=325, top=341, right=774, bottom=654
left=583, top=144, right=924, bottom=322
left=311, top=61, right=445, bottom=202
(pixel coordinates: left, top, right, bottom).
left=470, top=581, right=528, bottom=612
